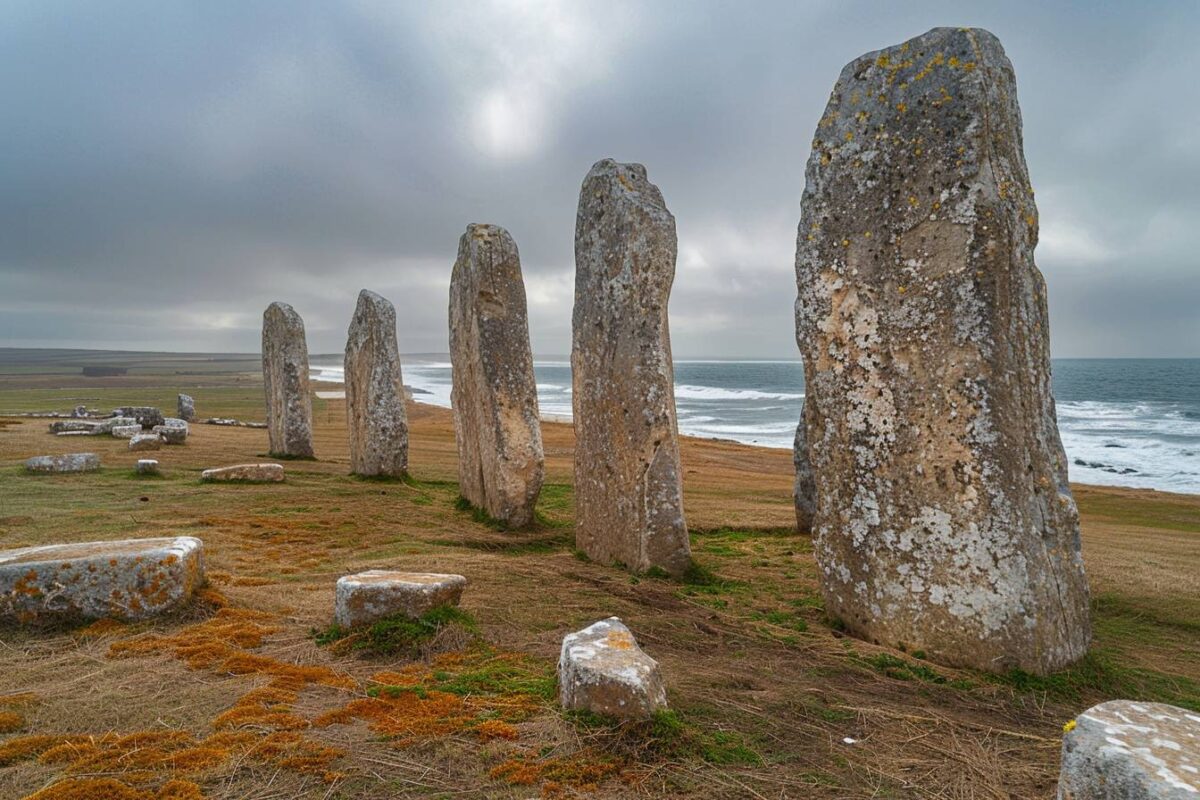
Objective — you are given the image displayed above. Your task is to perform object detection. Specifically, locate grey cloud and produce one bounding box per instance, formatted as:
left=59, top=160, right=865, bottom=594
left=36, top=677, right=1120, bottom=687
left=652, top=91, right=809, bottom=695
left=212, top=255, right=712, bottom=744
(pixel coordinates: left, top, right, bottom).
left=1, top=1, right=1196, bottom=357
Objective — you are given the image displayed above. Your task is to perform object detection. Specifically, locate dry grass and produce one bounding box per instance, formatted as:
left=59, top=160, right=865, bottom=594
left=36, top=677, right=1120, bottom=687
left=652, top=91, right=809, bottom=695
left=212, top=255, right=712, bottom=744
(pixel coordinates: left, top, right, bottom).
left=0, top=367, right=1197, bottom=799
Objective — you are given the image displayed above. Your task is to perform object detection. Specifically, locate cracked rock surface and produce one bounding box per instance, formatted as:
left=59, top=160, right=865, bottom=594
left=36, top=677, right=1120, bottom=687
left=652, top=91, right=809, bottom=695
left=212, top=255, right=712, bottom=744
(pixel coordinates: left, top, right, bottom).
left=558, top=617, right=667, bottom=721
left=345, top=290, right=409, bottom=477
left=262, top=301, right=314, bottom=458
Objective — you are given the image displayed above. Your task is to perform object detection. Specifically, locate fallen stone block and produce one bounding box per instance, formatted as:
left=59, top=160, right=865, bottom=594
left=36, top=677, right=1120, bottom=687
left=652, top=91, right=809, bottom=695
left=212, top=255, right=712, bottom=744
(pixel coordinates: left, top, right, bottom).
left=135, top=459, right=160, bottom=476
left=1058, top=700, right=1199, bottom=799
left=200, top=463, right=285, bottom=483
left=129, top=433, right=162, bottom=451
left=0, top=536, right=205, bottom=622
left=49, top=420, right=98, bottom=434
left=93, top=416, right=139, bottom=435
left=24, top=453, right=100, bottom=473
left=112, top=425, right=142, bottom=439
left=558, top=617, right=667, bottom=720
left=112, top=406, right=165, bottom=429
left=56, top=430, right=96, bottom=437
left=202, top=417, right=268, bottom=429
left=153, top=418, right=189, bottom=444
left=334, top=570, right=466, bottom=628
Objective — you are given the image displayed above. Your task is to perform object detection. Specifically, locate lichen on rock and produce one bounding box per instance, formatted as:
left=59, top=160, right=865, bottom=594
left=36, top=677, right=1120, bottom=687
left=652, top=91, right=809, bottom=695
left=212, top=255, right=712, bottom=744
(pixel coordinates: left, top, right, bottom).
left=344, top=290, right=409, bottom=477
left=262, top=301, right=314, bottom=458
left=793, top=27, right=1089, bottom=674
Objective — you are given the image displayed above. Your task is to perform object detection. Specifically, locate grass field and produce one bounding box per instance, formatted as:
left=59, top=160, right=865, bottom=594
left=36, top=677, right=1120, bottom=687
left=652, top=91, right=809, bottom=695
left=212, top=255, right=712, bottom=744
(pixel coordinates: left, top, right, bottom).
left=1, top=351, right=1197, bottom=798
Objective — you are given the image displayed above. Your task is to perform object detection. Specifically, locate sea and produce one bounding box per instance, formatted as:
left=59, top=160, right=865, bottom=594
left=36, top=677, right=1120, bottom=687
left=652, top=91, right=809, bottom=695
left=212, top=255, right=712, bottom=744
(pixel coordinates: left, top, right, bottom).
left=311, top=357, right=1200, bottom=495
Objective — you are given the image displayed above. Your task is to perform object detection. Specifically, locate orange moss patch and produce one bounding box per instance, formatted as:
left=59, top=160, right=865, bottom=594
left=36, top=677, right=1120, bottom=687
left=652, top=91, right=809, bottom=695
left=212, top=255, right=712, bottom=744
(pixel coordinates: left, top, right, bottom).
left=315, top=688, right=472, bottom=744
left=0, top=691, right=39, bottom=707
left=476, top=720, right=519, bottom=741
left=489, top=754, right=619, bottom=794
left=0, top=709, right=25, bottom=733
left=76, top=617, right=126, bottom=638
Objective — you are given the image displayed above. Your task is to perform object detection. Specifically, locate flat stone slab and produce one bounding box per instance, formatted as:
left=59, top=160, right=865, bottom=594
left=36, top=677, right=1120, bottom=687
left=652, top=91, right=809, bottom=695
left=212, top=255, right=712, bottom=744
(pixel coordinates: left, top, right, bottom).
left=111, top=425, right=142, bottom=439
left=0, top=536, right=205, bottom=622
left=200, top=463, right=285, bottom=483
left=334, top=570, right=466, bottom=628
left=1059, top=700, right=1199, bottom=799
left=135, top=459, right=160, bottom=475
left=129, top=433, right=162, bottom=451
left=49, top=420, right=98, bottom=434
left=558, top=617, right=667, bottom=720
left=24, top=453, right=100, bottom=474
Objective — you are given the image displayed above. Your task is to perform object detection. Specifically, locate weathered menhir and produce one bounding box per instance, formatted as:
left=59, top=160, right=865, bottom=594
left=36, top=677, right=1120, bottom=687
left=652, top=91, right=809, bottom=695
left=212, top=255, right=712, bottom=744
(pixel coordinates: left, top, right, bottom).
left=344, top=290, right=409, bottom=477
left=793, top=27, right=1089, bottom=674
left=571, top=159, right=690, bottom=576
left=262, top=301, right=314, bottom=458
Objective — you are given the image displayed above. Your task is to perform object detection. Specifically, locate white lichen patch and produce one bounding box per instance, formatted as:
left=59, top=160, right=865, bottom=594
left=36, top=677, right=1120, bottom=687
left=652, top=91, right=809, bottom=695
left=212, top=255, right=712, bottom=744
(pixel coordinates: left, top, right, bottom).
left=558, top=617, right=667, bottom=721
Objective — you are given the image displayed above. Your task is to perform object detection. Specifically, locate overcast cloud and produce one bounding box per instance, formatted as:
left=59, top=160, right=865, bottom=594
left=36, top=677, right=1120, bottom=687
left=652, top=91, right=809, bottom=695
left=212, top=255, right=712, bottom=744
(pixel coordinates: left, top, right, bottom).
left=1, top=1, right=1197, bottom=357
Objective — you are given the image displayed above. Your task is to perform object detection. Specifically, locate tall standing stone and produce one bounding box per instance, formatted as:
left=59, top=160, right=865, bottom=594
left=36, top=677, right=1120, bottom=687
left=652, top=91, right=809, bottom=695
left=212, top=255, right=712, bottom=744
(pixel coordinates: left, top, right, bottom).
left=449, top=225, right=544, bottom=527
left=177, top=393, right=195, bottom=421
left=572, top=159, right=690, bottom=576
left=344, top=290, right=408, bottom=477
left=793, top=28, right=1089, bottom=674
left=262, top=302, right=314, bottom=458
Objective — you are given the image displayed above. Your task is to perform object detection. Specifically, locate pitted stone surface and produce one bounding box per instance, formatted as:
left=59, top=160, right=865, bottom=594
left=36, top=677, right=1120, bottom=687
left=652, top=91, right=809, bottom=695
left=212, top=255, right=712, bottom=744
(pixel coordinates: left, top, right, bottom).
left=262, top=301, right=314, bottom=458
left=571, top=159, right=690, bottom=576
left=95, top=416, right=139, bottom=435
left=793, top=27, right=1089, bottom=674
left=558, top=617, right=667, bottom=720
left=334, top=571, right=466, bottom=628
left=112, top=406, right=165, bottom=429
left=49, top=420, right=98, bottom=434
left=153, top=418, right=189, bottom=445
left=112, top=425, right=142, bottom=439
left=177, top=393, right=196, bottom=421
left=0, top=536, right=205, bottom=622
left=450, top=224, right=544, bottom=528
left=25, top=453, right=99, bottom=473
left=793, top=408, right=816, bottom=532
left=201, top=463, right=285, bottom=483
left=135, top=459, right=160, bottom=475
left=129, top=432, right=162, bottom=451
left=1059, top=700, right=1200, bottom=799
left=344, top=290, right=408, bottom=477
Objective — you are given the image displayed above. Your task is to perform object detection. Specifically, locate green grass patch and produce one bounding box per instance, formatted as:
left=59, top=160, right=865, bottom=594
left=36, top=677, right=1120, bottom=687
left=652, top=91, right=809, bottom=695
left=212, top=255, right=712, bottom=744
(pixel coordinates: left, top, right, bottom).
left=312, top=605, right=477, bottom=657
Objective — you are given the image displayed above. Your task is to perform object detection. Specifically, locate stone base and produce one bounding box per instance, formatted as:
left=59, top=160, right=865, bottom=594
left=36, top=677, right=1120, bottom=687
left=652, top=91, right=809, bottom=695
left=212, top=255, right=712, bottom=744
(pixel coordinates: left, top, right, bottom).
left=334, top=571, right=466, bottom=628
left=201, top=463, right=285, bottom=482
left=1059, top=700, right=1199, bottom=798
left=558, top=617, right=667, bottom=720
left=25, top=454, right=100, bottom=473
left=0, top=536, right=205, bottom=622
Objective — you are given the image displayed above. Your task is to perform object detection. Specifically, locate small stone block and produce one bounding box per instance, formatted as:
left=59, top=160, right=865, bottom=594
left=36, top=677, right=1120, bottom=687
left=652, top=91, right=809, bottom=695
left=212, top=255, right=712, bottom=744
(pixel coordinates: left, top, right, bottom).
left=153, top=419, right=189, bottom=445
left=0, top=536, right=205, bottom=622
left=1058, top=700, right=1199, bottom=799
left=135, top=459, right=160, bottom=475
left=129, top=432, right=162, bottom=451
left=200, top=463, right=285, bottom=483
left=24, top=453, right=100, bottom=473
left=112, top=425, right=142, bottom=439
left=334, top=570, right=466, bottom=628
left=558, top=617, right=667, bottom=720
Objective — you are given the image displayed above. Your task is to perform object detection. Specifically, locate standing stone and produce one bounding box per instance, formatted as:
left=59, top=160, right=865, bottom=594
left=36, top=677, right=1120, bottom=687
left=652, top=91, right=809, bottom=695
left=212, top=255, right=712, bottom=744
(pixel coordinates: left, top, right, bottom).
left=177, top=394, right=195, bottom=421
left=262, top=302, right=314, bottom=458
left=793, top=28, right=1089, bottom=674
left=449, top=224, right=544, bottom=527
left=571, top=159, right=690, bottom=576
left=343, top=290, right=408, bottom=477
left=793, top=405, right=816, bottom=532
left=1059, top=700, right=1199, bottom=799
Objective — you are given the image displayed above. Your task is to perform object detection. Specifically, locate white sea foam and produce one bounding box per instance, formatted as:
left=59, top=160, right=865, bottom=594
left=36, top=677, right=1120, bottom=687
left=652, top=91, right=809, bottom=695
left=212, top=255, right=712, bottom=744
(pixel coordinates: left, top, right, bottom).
left=673, top=384, right=804, bottom=401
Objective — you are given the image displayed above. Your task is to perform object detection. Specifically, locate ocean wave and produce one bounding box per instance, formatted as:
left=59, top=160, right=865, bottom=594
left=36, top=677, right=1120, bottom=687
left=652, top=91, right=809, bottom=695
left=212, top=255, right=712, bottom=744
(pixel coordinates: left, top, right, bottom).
left=674, top=384, right=804, bottom=401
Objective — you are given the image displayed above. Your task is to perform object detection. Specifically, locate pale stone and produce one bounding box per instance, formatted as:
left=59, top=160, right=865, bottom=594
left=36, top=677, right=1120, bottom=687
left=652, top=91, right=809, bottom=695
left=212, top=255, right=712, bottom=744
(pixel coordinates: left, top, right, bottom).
left=571, top=159, right=690, bottom=576
left=153, top=418, right=189, bottom=445
left=343, top=290, right=408, bottom=477
left=793, top=408, right=816, bottom=532
left=49, top=420, right=97, bottom=434
left=200, top=463, right=285, bottom=483
left=334, top=570, right=466, bottom=628
left=262, top=301, right=314, bottom=458
left=112, top=406, right=165, bottom=429
left=1059, top=700, right=1200, bottom=799
left=449, top=224, right=544, bottom=527
left=56, top=430, right=95, bottom=437
left=202, top=417, right=267, bottom=429
left=793, top=28, right=1089, bottom=674
left=129, top=432, right=162, bottom=451
left=0, top=537, right=205, bottom=622
left=94, top=416, right=139, bottom=435
left=71, top=404, right=88, bottom=418
left=112, top=425, right=142, bottom=439
left=558, top=617, right=667, bottom=721
left=177, top=393, right=196, bottom=421
left=135, top=459, right=160, bottom=475
left=25, top=453, right=99, bottom=473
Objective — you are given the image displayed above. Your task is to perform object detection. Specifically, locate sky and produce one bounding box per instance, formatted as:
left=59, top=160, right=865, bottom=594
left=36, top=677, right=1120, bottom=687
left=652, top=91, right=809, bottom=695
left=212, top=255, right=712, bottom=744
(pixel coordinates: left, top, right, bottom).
left=1, top=1, right=1197, bottom=358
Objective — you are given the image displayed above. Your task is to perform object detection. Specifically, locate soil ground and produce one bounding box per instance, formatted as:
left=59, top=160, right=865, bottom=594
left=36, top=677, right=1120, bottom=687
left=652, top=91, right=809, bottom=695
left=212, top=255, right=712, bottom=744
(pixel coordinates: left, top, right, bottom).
left=0, top=352, right=1197, bottom=799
